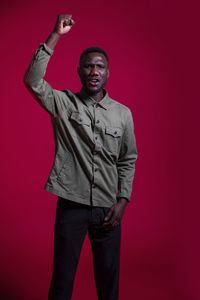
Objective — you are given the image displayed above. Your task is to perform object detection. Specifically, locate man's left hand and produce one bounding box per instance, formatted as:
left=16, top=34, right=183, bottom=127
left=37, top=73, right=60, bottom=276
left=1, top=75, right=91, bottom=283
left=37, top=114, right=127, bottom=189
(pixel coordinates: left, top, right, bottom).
left=103, top=197, right=128, bottom=230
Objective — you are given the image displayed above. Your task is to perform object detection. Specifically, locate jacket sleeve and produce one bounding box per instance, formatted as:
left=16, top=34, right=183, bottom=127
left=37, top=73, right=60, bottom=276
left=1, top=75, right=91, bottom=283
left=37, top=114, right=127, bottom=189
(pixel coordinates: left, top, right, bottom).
left=116, top=108, right=138, bottom=202
left=23, top=43, right=63, bottom=117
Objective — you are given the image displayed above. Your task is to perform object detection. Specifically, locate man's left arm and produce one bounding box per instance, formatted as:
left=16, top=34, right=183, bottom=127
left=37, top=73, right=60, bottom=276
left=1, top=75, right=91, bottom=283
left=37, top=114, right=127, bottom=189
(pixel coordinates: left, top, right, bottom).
left=103, top=109, right=138, bottom=230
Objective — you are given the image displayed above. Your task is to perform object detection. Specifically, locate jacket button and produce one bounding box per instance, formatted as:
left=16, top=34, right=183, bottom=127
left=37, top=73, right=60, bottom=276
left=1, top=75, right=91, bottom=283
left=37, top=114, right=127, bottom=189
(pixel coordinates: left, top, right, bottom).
left=92, top=184, right=96, bottom=188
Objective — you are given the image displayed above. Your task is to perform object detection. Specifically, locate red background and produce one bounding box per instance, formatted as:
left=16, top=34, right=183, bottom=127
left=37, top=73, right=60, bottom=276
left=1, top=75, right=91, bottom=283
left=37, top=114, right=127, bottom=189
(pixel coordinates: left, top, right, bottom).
left=1, top=0, right=199, bottom=299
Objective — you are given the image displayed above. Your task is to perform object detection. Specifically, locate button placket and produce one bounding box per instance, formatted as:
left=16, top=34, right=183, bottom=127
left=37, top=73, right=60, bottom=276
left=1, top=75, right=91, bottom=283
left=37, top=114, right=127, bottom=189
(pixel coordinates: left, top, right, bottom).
left=91, top=103, right=99, bottom=190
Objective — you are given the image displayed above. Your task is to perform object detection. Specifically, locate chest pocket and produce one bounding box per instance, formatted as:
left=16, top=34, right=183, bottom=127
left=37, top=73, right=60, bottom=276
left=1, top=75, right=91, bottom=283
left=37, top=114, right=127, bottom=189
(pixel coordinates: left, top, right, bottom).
left=104, top=126, right=123, bottom=155
left=69, top=111, right=91, bottom=138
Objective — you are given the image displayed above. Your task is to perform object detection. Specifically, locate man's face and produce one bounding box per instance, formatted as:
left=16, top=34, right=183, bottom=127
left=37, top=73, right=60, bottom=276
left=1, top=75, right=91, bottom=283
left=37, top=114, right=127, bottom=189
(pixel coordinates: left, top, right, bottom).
left=78, top=52, right=110, bottom=96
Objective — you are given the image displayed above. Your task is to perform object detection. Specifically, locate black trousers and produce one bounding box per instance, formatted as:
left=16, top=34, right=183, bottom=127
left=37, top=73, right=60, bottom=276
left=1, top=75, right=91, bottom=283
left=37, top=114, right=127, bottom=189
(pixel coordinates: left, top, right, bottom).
left=48, top=197, right=121, bottom=300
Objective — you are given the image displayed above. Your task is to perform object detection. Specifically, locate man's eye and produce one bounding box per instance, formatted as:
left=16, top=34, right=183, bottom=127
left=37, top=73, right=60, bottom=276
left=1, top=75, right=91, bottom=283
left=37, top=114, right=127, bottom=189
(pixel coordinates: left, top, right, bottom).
left=98, top=65, right=105, bottom=69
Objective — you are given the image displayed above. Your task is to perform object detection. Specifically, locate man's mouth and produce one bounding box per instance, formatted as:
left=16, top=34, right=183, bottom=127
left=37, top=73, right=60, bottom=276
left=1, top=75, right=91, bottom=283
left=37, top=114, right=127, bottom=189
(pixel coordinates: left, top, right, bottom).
left=87, top=78, right=99, bottom=87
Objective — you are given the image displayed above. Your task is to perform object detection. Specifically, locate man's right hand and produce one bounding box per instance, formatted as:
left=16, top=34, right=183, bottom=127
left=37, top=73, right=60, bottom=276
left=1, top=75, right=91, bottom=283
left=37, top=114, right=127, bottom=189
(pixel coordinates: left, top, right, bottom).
left=53, top=14, right=75, bottom=36
left=45, top=14, right=75, bottom=50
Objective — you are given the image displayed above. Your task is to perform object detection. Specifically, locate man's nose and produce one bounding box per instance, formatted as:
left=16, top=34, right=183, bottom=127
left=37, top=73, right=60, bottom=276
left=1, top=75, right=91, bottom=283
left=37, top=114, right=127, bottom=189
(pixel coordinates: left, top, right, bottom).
left=90, top=66, right=99, bottom=75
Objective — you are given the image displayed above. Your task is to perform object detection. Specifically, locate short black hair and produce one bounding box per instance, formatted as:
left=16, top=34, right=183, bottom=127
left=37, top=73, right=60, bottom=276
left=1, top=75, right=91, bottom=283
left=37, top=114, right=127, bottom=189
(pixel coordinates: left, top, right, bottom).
left=80, top=47, right=109, bottom=64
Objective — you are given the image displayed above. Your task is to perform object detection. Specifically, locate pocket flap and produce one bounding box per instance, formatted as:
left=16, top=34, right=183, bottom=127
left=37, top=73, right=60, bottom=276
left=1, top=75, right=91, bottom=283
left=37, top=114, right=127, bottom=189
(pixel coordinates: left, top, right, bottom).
left=70, top=112, right=90, bottom=126
left=105, top=127, right=122, bottom=137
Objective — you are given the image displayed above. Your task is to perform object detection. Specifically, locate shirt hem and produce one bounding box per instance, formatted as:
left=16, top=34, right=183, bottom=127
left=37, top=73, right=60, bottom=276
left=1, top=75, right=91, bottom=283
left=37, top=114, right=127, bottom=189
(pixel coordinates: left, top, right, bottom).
left=44, top=184, right=114, bottom=208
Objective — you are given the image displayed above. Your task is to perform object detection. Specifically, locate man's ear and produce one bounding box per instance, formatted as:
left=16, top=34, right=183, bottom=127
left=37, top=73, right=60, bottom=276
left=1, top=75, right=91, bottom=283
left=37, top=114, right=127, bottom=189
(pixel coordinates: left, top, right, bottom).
left=107, top=69, right=110, bottom=78
left=77, top=66, right=80, bottom=77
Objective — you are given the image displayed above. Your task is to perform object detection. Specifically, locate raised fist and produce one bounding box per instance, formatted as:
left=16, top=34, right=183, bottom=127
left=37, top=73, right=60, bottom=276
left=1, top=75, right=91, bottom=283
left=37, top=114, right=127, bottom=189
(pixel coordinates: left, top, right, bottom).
left=53, top=14, right=75, bottom=35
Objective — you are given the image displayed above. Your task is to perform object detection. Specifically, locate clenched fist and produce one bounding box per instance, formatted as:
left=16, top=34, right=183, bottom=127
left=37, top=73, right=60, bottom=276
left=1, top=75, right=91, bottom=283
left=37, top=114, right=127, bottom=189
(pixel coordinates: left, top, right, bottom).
left=45, top=14, right=75, bottom=49
left=53, top=14, right=75, bottom=36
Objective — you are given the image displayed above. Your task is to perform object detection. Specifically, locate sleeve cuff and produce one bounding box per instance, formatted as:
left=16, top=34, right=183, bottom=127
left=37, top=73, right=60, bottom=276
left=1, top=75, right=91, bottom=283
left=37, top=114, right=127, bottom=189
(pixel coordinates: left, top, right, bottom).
left=39, top=43, right=54, bottom=56
left=116, top=195, right=130, bottom=202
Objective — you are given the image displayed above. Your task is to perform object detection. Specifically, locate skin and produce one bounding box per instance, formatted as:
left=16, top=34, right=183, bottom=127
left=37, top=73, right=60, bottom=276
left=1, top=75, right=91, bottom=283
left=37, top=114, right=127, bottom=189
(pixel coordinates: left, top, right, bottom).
left=45, top=15, right=128, bottom=230
left=77, top=52, right=110, bottom=102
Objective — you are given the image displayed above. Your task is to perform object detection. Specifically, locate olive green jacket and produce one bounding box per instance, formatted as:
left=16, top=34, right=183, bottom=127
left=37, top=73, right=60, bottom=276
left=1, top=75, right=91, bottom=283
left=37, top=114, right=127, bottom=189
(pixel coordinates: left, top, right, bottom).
left=24, top=43, right=138, bottom=207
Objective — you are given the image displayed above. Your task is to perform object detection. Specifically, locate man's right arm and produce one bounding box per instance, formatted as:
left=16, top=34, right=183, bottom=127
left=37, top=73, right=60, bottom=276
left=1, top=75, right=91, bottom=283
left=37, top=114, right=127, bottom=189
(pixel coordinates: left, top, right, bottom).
left=23, top=15, right=75, bottom=115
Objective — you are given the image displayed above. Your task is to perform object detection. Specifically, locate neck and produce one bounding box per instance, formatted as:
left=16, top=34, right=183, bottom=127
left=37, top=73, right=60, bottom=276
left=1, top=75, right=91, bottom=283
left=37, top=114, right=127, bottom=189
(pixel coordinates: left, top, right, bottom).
left=92, top=91, right=104, bottom=102
left=83, top=88, right=104, bottom=102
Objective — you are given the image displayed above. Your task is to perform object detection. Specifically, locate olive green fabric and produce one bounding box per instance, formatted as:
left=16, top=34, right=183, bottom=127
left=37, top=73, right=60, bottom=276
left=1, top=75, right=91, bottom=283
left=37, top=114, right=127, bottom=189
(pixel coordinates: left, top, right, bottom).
left=24, top=43, right=138, bottom=207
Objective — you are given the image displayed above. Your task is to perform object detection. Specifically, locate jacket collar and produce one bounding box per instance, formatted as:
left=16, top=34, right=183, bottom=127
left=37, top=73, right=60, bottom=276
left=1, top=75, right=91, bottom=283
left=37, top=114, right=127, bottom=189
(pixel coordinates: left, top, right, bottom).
left=76, top=88, right=111, bottom=110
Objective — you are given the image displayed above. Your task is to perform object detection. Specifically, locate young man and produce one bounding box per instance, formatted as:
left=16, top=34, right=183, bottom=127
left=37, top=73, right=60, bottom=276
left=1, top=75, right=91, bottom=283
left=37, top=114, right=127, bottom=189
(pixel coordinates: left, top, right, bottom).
left=24, top=14, right=138, bottom=300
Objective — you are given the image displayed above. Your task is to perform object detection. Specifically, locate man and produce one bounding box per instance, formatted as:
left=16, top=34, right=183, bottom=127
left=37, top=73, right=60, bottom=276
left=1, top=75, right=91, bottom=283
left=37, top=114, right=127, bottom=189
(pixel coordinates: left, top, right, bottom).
left=24, top=14, right=138, bottom=300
